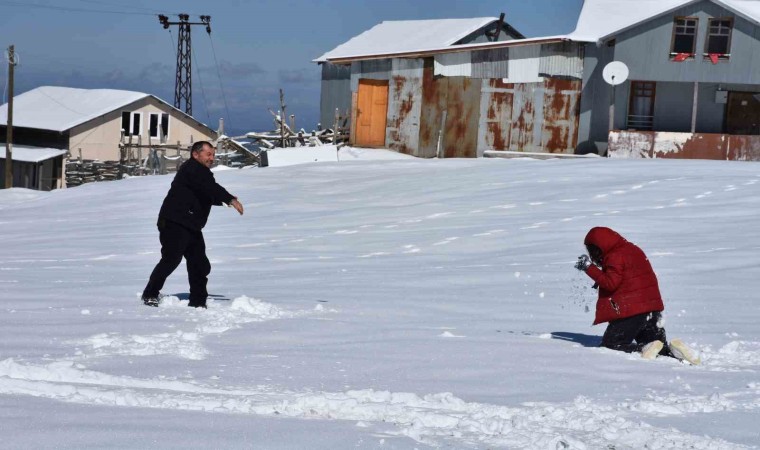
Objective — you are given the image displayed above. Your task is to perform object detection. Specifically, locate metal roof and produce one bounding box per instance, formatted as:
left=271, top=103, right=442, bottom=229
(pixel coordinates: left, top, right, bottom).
left=0, top=145, right=66, bottom=163
left=323, top=35, right=582, bottom=64
left=315, top=17, right=505, bottom=62
left=569, top=0, right=760, bottom=42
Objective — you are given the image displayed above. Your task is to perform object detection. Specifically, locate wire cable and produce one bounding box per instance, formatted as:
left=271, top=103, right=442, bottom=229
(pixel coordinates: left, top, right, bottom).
left=0, top=0, right=157, bottom=15
left=75, top=0, right=170, bottom=15
left=167, top=29, right=176, bottom=57
left=191, top=44, right=211, bottom=124
left=207, top=34, right=232, bottom=131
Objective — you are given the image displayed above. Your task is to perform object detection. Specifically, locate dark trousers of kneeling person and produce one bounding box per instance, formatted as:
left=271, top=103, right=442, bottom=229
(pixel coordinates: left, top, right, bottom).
left=601, top=311, right=674, bottom=358
left=143, top=218, right=210, bottom=308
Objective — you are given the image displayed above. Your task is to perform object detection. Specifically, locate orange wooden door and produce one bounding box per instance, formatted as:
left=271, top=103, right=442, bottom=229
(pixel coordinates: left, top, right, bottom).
left=356, top=79, right=388, bottom=147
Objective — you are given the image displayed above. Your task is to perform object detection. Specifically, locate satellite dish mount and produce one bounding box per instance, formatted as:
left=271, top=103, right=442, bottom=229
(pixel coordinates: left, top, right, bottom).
left=602, top=61, right=630, bottom=132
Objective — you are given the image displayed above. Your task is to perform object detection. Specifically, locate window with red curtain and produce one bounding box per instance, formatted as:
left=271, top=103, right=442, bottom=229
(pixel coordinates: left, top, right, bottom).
left=705, top=18, right=733, bottom=62
left=670, top=17, right=698, bottom=60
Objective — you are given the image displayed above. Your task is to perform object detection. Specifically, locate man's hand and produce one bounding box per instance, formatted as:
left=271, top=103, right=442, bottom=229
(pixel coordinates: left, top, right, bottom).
left=574, top=254, right=591, bottom=271
left=229, top=198, right=244, bottom=215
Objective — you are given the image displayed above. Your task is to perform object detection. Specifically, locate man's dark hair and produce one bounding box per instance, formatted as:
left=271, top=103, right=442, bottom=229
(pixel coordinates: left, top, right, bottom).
left=191, top=141, right=213, bottom=154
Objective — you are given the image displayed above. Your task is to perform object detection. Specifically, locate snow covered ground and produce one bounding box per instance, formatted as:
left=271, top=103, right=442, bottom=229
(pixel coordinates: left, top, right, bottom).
left=263, top=145, right=416, bottom=167
left=1, top=152, right=759, bottom=449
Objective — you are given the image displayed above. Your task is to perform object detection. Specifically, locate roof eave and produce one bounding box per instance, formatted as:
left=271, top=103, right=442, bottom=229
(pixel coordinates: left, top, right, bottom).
left=324, top=37, right=579, bottom=64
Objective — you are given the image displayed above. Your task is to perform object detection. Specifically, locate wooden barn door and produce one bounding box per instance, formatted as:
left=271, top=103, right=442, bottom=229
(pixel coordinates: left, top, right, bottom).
left=356, top=79, right=388, bottom=147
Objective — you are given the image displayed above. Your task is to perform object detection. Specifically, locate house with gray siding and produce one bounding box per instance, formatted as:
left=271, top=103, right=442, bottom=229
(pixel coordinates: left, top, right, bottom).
left=574, top=0, right=760, bottom=160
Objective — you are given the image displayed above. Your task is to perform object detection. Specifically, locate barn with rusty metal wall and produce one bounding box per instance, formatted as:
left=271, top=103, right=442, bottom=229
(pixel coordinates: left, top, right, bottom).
left=321, top=38, right=586, bottom=158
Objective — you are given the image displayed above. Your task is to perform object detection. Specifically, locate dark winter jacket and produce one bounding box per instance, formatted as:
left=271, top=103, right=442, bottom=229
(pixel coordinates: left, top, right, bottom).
left=583, top=227, right=664, bottom=325
left=158, top=157, right=235, bottom=231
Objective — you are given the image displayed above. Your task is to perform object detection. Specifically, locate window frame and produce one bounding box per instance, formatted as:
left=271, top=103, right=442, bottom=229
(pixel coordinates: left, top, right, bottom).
left=703, top=17, right=734, bottom=60
left=121, top=111, right=142, bottom=136
left=149, top=112, right=170, bottom=140
left=669, top=16, right=699, bottom=59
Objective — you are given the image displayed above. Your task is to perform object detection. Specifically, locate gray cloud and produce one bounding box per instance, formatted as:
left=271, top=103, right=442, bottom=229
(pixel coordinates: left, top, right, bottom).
left=278, top=68, right=319, bottom=84
left=199, top=61, right=266, bottom=79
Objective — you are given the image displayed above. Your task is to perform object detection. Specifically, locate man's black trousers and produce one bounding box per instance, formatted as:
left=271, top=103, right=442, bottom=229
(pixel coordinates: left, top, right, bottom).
left=601, top=311, right=673, bottom=357
left=143, top=219, right=210, bottom=307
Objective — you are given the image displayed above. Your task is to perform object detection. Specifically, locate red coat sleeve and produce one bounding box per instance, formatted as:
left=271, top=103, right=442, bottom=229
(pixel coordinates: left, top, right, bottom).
left=585, top=252, right=625, bottom=293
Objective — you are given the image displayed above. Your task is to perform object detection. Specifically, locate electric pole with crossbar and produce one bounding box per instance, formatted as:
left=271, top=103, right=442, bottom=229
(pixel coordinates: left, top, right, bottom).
left=158, top=14, right=211, bottom=116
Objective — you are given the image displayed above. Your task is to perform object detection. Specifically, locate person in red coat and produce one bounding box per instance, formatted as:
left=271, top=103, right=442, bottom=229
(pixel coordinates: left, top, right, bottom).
left=575, top=227, right=700, bottom=364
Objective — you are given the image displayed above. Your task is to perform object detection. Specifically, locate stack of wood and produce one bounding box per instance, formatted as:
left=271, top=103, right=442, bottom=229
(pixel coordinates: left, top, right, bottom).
left=65, top=159, right=122, bottom=187
left=241, top=108, right=350, bottom=150
left=214, top=135, right=264, bottom=167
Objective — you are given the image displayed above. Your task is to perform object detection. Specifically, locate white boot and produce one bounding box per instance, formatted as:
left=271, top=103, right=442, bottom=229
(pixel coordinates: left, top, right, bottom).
left=669, top=339, right=701, bottom=365
left=641, top=340, right=664, bottom=360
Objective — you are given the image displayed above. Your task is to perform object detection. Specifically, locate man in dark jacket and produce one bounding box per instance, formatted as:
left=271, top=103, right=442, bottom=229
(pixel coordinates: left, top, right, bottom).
left=141, top=141, right=243, bottom=308
left=575, top=227, right=700, bottom=364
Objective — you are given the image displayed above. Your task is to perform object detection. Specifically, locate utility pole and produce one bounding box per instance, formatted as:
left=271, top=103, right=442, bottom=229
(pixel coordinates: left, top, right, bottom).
left=4, top=45, right=17, bottom=189
left=279, top=89, right=286, bottom=148
left=158, top=14, right=211, bottom=116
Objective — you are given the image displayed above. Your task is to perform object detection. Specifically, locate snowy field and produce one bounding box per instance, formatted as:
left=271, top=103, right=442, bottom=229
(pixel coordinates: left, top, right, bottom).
left=1, top=152, right=759, bottom=449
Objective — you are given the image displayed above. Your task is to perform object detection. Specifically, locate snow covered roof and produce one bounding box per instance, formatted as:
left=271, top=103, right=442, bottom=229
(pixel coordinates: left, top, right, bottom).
left=321, top=35, right=582, bottom=64
left=315, top=17, right=504, bottom=62
left=569, top=0, right=760, bottom=42
left=0, top=86, right=148, bottom=132
left=0, top=145, right=66, bottom=163
left=0, top=86, right=211, bottom=133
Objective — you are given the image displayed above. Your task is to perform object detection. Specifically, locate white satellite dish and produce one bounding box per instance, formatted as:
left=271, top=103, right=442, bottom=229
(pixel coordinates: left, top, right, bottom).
left=603, top=61, right=629, bottom=86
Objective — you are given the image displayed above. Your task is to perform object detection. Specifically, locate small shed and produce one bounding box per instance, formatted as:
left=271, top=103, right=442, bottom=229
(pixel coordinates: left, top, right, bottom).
left=315, top=17, right=524, bottom=130
left=316, top=18, right=590, bottom=158
left=0, top=145, right=66, bottom=190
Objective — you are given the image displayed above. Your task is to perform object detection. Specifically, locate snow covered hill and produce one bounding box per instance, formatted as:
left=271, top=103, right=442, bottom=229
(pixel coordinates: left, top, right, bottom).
left=1, top=154, right=759, bottom=449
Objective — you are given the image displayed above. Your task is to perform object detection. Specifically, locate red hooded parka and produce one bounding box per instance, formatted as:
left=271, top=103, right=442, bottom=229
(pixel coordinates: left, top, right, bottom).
left=583, top=227, right=664, bottom=325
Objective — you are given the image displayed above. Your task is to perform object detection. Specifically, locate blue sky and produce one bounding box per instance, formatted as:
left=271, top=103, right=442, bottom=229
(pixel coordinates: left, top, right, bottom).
left=0, top=0, right=584, bottom=136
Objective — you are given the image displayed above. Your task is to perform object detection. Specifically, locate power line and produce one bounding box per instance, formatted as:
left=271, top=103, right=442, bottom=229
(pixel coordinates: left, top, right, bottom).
left=207, top=34, right=232, bottom=131
left=167, top=29, right=177, bottom=58
left=0, top=0, right=157, bottom=16
left=191, top=44, right=211, bottom=123
left=75, top=0, right=173, bottom=15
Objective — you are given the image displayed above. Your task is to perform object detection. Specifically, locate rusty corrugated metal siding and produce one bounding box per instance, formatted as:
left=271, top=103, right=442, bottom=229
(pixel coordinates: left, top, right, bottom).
left=419, top=59, right=448, bottom=158
left=386, top=58, right=424, bottom=155
left=478, top=78, right=581, bottom=153
left=471, top=48, right=509, bottom=79
left=542, top=78, right=581, bottom=153
left=608, top=131, right=760, bottom=160
left=539, top=42, right=583, bottom=78
left=510, top=82, right=539, bottom=151
left=728, top=135, right=760, bottom=160
left=344, top=43, right=583, bottom=157
left=443, top=77, right=481, bottom=158
left=477, top=79, right=513, bottom=153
